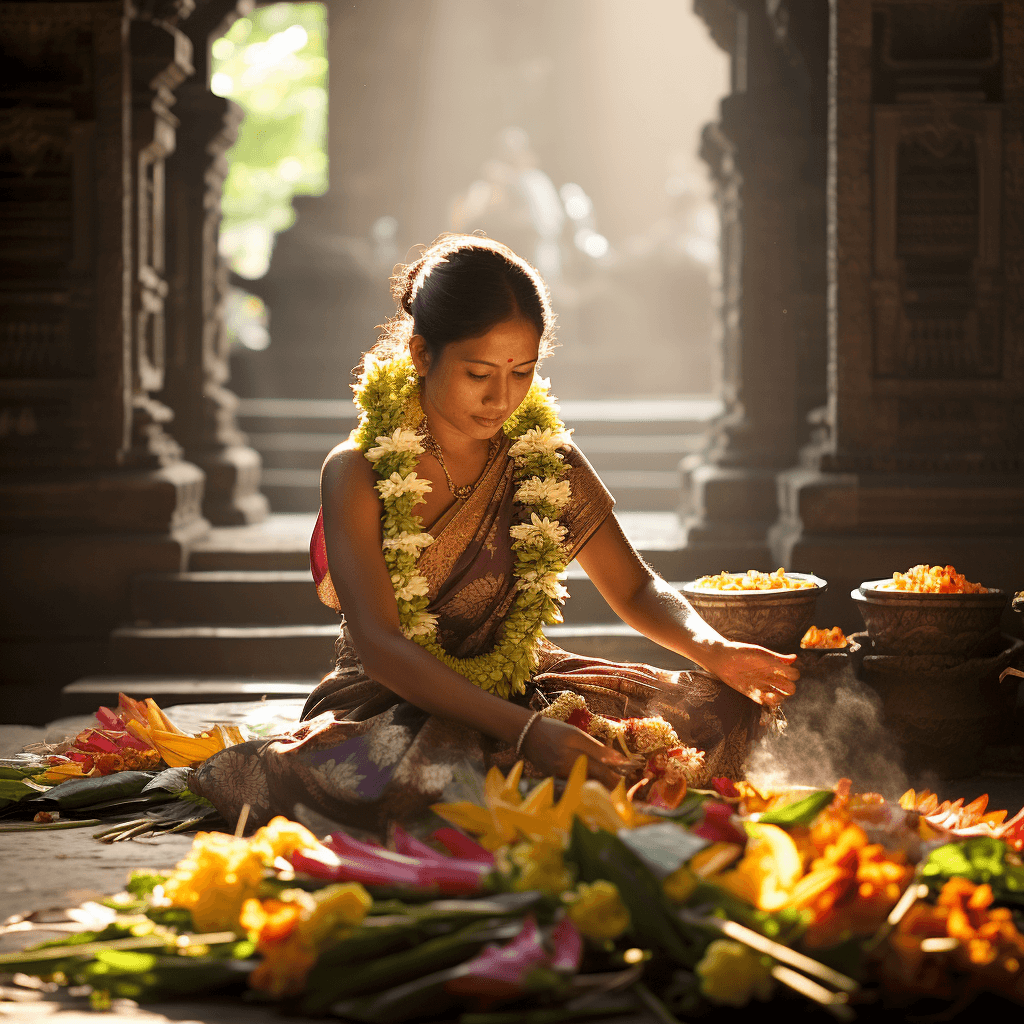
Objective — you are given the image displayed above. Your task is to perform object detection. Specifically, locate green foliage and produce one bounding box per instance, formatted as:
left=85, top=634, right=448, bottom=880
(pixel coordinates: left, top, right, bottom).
left=212, top=3, right=328, bottom=279
left=758, top=790, right=836, bottom=827
left=921, top=838, right=1024, bottom=906
left=126, top=871, right=168, bottom=898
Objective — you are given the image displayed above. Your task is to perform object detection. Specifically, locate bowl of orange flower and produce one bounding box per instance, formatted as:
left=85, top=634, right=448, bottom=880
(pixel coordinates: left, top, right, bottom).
left=852, top=564, right=1006, bottom=657
left=680, top=569, right=826, bottom=652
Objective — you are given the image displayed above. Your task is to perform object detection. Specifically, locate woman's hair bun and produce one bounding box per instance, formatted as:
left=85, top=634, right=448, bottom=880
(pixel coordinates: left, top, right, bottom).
left=361, top=233, right=556, bottom=381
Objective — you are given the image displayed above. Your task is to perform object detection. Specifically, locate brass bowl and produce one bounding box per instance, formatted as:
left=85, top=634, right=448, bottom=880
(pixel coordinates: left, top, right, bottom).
left=852, top=581, right=1007, bottom=657
left=679, top=573, right=826, bottom=652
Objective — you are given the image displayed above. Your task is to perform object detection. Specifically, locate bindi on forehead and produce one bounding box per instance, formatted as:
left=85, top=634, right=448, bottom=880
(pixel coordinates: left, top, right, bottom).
left=507, top=357, right=513, bottom=363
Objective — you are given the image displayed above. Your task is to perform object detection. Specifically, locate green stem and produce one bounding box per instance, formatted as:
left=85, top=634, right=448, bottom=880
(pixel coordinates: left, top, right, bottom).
left=0, top=818, right=103, bottom=833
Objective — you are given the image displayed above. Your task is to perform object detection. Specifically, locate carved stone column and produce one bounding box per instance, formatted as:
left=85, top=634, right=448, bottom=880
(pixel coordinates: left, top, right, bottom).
left=772, top=0, right=1024, bottom=630
left=161, top=0, right=268, bottom=524
left=682, top=0, right=828, bottom=565
left=0, top=1, right=208, bottom=718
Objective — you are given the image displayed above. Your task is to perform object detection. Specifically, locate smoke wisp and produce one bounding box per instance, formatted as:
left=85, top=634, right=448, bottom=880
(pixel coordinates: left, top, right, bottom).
left=746, top=664, right=909, bottom=799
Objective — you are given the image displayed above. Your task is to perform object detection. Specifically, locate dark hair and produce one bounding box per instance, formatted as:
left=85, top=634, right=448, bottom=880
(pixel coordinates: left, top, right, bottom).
left=364, top=234, right=555, bottom=370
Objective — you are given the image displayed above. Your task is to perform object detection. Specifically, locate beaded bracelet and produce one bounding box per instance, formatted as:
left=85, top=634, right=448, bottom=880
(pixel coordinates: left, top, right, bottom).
left=514, top=710, right=543, bottom=757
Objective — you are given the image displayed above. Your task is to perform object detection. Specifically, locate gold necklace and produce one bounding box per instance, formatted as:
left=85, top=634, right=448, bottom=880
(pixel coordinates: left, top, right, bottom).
left=419, top=424, right=499, bottom=501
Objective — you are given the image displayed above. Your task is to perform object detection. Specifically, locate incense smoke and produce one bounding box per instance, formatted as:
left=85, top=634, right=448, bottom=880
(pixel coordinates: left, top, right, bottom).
left=746, top=664, right=909, bottom=799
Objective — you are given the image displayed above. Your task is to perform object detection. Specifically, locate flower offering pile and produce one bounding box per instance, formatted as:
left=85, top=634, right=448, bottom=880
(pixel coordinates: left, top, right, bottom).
left=5, top=759, right=1024, bottom=1020
left=878, top=564, right=987, bottom=594
left=35, top=694, right=245, bottom=782
left=801, top=626, right=848, bottom=649
left=694, top=568, right=818, bottom=591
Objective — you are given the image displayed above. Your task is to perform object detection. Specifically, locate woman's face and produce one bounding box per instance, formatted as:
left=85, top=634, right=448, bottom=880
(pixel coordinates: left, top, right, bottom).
left=411, top=318, right=541, bottom=441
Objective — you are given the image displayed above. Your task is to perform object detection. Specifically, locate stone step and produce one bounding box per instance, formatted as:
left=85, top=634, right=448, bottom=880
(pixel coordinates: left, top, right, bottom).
left=61, top=677, right=316, bottom=717
left=257, top=466, right=684, bottom=515
left=128, top=569, right=722, bottom=630
left=108, top=624, right=340, bottom=677
left=183, top=512, right=753, bottom=583
left=188, top=515, right=316, bottom=571
left=237, top=395, right=721, bottom=437
left=106, top=621, right=690, bottom=682
left=250, top=430, right=702, bottom=474
left=130, top=571, right=338, bottom=626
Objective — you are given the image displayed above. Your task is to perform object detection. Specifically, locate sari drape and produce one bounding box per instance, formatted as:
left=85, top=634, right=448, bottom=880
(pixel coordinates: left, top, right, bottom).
left=190, top=441, right=764, bottom=835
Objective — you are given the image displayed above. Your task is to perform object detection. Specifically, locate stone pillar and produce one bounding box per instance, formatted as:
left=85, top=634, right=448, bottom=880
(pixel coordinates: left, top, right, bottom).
left=772, top=0, right=1024, bottom=632
left=0, top=1, right=208, bottom=718
left=162, top=0, right=269, bottom=524
left=682, top=0, right=828, bottom=567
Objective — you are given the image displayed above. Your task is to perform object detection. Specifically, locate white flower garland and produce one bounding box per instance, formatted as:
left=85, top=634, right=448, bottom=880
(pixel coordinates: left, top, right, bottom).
left=353, top=355, right=573, bottom=698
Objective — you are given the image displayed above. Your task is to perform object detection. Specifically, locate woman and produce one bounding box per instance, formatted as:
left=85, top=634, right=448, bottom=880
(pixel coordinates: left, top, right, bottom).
left=192, top=235, right=798, bottom=833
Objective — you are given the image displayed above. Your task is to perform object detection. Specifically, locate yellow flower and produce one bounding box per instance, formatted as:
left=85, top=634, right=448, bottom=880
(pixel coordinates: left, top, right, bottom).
left=241, top=883, right=371, bottom=998
left=696, top=939, right=774, bottom=1006
left=565, top=880, right=630, bottom=941
left=432, top=756, right=658, bottom=850
left=662, top=865, right=698, bottom=904
left=162, top=831, right=266, bottom=933
left=506, top=840, right=575, bottom=895
left=711, top=823, right=803, bottom=912
left=250, top=816, right=324, bottom=862
left=162, top=817, right=326, bottom=934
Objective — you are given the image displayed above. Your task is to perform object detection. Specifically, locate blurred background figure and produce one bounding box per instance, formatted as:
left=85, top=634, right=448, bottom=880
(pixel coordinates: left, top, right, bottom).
left=220, top=0, right=727, bottom=403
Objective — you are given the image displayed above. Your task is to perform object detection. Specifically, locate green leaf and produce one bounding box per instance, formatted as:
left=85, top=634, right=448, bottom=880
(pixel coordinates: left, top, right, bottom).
left=921, top=838, right=1024, bottom=905
left=95, top=949, right=159, bottom=972
left=32, top=771, right=155, bottom=809
left=758, top=790, right=836, bottom=827
left=567, top=818, right=704, bottom=967
left=127, top=871, right=168, bottom=898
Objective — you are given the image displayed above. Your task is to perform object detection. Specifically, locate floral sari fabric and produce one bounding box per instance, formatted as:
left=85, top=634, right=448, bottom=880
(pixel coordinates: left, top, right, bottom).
left=191, top=442, right=764, bottom=835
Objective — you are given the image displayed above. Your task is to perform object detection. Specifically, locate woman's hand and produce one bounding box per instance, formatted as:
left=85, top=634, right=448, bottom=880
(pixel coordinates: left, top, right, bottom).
left=521, top=716, right=630, bottom=788
left=706, top=642, right=800, bottom=708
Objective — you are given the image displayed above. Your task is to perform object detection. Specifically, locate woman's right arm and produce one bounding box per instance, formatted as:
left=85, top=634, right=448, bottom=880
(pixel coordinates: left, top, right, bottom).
left=320, top=446, right=627, bottom=785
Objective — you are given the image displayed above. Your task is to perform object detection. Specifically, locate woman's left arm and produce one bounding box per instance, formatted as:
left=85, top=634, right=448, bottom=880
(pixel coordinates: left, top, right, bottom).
left=574, top=513, right=799, bottom=708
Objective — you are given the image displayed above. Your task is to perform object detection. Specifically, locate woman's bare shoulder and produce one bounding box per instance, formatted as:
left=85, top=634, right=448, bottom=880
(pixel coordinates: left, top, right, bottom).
left=321, top=441, right=377, bottom=504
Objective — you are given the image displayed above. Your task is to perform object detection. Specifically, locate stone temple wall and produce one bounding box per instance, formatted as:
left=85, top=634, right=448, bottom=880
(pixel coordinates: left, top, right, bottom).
left=0, top=0, right=267, bottom=719
left=685, top=0, right=1023, bottom=635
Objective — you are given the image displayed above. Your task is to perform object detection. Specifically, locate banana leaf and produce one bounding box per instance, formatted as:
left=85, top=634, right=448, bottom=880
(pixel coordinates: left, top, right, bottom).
left=330, top=919, right=565, bottom=1024
left=758, top=790, right=835, bottom=827
left=301, top=917, right=522, bottom=1014
left=29, top=771, right=157, bottom=809
left=567, top=818, right=705, bottom=967
left=73, top=948, right=253, bottom=1003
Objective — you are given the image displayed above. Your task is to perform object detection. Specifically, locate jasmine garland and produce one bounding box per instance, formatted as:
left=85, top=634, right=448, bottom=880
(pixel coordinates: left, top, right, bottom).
left=353, top=355, right=573, bottom=698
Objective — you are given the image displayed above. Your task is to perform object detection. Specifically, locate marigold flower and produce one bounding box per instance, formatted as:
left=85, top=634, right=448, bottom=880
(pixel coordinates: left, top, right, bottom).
left=243, top=883, right=372, bottom=998
left=696, top=939, right=774, bottom=1006
left=565, top=879, right=630, bottom=940
left=880, top=564, right=986, bottom=594
left=162, top=831, right=267, bottom=933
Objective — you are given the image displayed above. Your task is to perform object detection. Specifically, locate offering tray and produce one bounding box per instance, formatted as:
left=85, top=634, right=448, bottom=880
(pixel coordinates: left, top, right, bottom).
left=853, top=580, right=1006, bottom=657
left=680, top=572, right=826, bottom=653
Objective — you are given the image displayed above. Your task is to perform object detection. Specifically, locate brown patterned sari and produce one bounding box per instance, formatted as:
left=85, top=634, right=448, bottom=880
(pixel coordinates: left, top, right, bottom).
left=190, top=441, right=763, bottom=835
